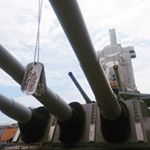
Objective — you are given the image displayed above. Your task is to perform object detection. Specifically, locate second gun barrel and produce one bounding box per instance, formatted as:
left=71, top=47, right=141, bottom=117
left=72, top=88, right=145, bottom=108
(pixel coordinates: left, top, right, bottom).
left=49, top=0, right=121, bottom=120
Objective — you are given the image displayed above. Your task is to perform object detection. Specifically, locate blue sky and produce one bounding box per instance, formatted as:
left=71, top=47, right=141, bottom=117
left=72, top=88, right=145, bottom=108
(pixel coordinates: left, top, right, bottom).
left=0, top=0, right=150, bottom=124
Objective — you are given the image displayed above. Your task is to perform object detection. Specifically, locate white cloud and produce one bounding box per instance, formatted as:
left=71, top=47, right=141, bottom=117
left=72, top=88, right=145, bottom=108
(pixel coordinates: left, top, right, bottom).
left=135, top=69, right=150, bottom=93
left=78, top=0, right=150, bottom=42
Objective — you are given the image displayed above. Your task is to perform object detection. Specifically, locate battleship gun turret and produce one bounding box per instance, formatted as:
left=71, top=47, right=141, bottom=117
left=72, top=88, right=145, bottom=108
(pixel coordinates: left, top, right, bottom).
left=2, top=0, right=150, bottom=149
left=0, top=93, right=49, bottom=143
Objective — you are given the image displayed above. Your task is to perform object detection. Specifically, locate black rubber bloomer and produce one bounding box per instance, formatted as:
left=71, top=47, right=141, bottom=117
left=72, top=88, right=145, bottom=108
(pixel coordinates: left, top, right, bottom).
left=58, top=102, right=86, bottom=145
left=101, top=101, right=131, bottom=143
left=18, top=107, right=50, bottom=143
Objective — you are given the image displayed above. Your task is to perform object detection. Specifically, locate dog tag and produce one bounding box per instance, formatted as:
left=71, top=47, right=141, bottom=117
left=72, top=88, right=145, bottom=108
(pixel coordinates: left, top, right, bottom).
left=34, top=65, right=47, bottom=96
left=21, top=62, right=43, bottom=95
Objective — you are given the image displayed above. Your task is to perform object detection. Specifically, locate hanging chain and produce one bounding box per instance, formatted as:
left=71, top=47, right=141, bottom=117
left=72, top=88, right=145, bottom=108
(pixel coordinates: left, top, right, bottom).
left=21, top=0, right=47, bottom=96
left=34, top=0, right=43, bottom=63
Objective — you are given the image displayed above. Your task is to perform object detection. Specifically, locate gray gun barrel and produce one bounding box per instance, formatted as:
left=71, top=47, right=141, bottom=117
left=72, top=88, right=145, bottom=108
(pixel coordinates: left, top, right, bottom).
left=0, top=93, right=50, bottom=143
left=0, top=93, right=32, bottom=123
left=49, top=0, right=121, bottom=120
left=68, top=72, right=91, bottom=103
left=0, top=44, right=72, bottom=122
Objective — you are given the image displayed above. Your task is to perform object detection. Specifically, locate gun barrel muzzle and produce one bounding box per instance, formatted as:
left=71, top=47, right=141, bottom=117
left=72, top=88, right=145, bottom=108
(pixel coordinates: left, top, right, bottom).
left=0, top=93, right=32, bottom=123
